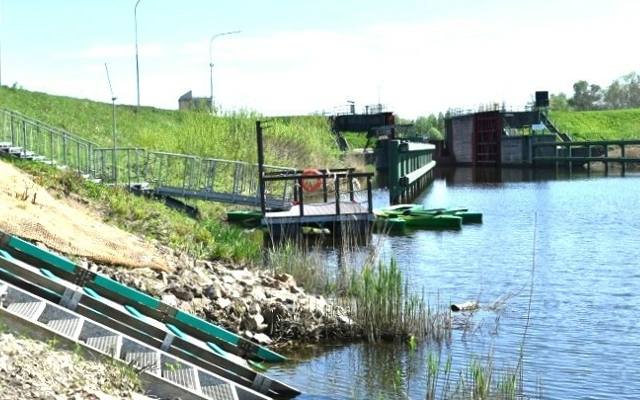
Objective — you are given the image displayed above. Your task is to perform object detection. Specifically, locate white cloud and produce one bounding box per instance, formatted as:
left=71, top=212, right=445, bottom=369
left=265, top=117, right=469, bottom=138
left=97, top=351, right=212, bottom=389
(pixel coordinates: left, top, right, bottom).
left=16, top=6, right=640, bottom=119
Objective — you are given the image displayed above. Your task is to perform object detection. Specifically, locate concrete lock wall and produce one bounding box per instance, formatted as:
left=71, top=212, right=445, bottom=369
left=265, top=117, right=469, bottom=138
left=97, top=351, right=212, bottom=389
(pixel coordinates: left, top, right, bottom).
left=451, top=116, right=474, bottom=163
left=529, top=135, right=557, bottom=162
left=501, top=136, right=525, bottom=164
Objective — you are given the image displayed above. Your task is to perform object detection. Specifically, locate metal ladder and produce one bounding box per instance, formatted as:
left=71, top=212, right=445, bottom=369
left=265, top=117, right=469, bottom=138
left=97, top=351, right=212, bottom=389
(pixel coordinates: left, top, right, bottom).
left=0, top=278, right=270, bottom=400
left=0, top=234, right=299, bottom=399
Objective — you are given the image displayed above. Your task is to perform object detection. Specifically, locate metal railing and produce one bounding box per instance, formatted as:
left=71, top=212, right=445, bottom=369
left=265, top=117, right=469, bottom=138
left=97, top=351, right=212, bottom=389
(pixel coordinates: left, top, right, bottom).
left=262, top=168, right=374, bottom=217
left=93, top=147, right=147, bottom=187
left=446, top=104, right=535, bottom=119
left=0, top=107, right=295, bottom=208
left=0, top=109, right=98, bottom=176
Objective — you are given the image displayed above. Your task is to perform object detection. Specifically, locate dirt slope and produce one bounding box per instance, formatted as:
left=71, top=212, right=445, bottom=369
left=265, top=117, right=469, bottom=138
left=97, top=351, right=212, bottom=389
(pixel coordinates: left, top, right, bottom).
left=0, top=160, right=169, bottom=271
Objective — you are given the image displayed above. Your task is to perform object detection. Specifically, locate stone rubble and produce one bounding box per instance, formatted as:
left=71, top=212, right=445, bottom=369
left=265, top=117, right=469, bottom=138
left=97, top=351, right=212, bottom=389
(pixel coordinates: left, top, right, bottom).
left=89, top=245, right=356, bottom=346
left=0, top=331, right=146, bottom=400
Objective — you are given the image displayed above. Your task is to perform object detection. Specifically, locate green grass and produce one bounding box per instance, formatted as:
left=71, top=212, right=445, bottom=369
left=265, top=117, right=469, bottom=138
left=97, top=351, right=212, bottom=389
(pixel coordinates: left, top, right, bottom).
left=0, top=86, right=341, bottom=168
left=0, top=86, right=345, bottom=266
left=343, top=132, right=371, bottom=149
left=549, top=108, right=640, bottom=140
left=7, top=158, right=262, bottom=264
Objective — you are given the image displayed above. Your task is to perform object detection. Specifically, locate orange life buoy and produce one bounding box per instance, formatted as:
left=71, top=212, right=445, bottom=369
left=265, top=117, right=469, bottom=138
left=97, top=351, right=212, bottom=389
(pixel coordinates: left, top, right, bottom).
left=301, top=168, right=323, bottom=192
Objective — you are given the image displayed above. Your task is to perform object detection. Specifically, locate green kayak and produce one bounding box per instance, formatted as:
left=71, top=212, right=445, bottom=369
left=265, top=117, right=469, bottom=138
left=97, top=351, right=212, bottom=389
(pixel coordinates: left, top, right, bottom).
left=378, top=204, right=482, bottom=224
left=375, top=209, right=462, bottom=230
left=373, top=216, right=406, bottom=233
left=401, top=213, right=462, bottom=230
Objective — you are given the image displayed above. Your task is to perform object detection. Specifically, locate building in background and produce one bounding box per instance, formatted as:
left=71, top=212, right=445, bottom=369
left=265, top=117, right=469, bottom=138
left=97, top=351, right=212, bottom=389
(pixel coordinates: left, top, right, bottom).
left=178, top=90, right=211, bottom=111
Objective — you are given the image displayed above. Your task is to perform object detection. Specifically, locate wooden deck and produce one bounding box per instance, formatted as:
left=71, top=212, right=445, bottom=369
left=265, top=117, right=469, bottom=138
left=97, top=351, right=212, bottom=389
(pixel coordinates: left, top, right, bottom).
left=264, top=202, right=373, bottom=225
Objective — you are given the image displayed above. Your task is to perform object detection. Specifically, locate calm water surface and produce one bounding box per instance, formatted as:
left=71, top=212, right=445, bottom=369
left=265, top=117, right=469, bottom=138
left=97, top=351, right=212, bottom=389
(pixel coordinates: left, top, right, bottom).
left=269, top=168, right=640, bottom=399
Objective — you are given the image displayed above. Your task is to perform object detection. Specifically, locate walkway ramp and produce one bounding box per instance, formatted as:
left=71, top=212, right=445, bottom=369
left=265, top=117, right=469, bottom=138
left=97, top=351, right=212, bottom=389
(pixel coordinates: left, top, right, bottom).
left=0, top=108, right=294, bottom=210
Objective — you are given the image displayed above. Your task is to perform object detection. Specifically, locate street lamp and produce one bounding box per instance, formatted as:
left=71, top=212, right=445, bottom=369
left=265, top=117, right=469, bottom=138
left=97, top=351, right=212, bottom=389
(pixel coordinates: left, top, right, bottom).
left=134, top=0, right=142, bottom=109
left=209, top=30, right=240, bottom=114
left=104, top=63, right=118, bottom=184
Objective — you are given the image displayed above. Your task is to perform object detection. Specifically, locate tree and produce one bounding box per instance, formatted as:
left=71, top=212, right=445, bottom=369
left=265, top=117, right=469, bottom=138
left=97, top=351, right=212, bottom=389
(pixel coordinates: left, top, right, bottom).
left=604, top=81, right=626, bottom=109
left=622, top=72, right=640, bottom=108
left=569, top=80, right=604, bottom=110
left=414, top=116, right=431, bottom=133
left=550, top=93, right=570, bottom=111
left=427, top=126, right=443, bottom=140
left=414, top=114, right=444, bottom=139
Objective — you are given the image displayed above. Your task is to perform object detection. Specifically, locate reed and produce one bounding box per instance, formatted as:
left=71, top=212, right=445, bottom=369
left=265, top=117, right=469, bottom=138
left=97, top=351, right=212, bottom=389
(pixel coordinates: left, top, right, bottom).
left=344, top=259, right=451, bottom=342
left=426, top=352, right=521, bottom=400
left=265, top=233, right=452, bottom=343
left=265, top=241, right=332, bottom=294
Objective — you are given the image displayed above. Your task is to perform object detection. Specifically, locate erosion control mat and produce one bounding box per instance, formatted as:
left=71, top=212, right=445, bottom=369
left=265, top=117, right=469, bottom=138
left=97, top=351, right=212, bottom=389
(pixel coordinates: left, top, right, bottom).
left=0, top=160, right=170, bottom=271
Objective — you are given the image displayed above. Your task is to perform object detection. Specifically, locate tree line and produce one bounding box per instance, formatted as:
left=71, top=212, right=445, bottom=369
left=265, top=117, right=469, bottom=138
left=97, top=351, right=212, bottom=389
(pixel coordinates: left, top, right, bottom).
left=397, top=113, right=445, bottom=140
left=551, top=72, right=640, bottom=111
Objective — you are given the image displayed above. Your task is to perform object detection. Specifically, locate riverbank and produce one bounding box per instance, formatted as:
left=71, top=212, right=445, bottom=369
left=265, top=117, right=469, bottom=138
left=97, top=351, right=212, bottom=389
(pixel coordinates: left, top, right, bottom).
left=0, top=157, right=359, bottom=346
left=91, top=246, right=356, bottom=346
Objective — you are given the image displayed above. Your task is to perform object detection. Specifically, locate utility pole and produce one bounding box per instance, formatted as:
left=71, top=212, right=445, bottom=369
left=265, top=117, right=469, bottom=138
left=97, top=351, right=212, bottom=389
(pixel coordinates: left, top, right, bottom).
left=134, top=0, right=142, bottom=109
left=209, top=30, right=240, bottom=114
left=105, top=63, right=118, bottom=184
left=256, top=121, right=266, bottom=216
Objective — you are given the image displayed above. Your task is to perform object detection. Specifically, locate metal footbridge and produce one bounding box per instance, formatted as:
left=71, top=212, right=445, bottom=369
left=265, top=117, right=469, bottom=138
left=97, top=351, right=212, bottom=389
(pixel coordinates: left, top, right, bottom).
left=0, top=108, right=294, bottom=210
left=0, top=231, right=300, bottom=400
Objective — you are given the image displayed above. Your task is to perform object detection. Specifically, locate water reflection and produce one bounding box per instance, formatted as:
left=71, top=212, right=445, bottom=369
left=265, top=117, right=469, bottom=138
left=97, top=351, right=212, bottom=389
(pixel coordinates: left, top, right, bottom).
left=269, top=169, right=640, bottom=400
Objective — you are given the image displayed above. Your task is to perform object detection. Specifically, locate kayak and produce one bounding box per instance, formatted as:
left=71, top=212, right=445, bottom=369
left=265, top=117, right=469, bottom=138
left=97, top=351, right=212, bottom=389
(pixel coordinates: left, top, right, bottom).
left=375, top=210, right=462, bottom=230
left=373, top=216, right=406, bottom=233
left=401, top=213, right=462, bottom=230
left=378, top=204, right=482, bottom=224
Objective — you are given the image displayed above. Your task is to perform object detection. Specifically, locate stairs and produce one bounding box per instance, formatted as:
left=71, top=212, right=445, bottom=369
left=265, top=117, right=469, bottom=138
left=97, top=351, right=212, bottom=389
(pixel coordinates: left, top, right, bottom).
left=0, top=233, right=300, bottom=399
left=0, top=279, right=265, bottom=400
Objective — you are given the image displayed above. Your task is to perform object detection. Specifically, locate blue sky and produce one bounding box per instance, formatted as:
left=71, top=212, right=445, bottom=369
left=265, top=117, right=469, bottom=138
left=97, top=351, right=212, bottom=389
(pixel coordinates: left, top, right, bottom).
left=1, top=0, right=639, bottom=117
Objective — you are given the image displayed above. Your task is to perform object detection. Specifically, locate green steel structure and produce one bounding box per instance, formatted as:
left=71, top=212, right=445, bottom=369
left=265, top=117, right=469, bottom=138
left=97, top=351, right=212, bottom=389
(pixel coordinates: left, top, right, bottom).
left=0, top=231, right=300, bottom=399
left=385, top=140, right=436, bottom=204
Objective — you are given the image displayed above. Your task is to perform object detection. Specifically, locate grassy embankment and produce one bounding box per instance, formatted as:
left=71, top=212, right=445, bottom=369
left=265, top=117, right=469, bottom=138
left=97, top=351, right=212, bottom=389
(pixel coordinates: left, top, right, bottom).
left=549, top=108, right=640, bottom=140
left=1, top=87, right=458, bottom=343
left=0, top=86, right=343, bottom=264
left=0, top=87, right=341, bottom=168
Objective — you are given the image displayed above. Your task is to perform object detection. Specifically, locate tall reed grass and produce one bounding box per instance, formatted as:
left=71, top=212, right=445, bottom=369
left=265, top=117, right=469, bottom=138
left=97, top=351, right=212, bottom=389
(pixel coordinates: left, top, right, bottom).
left=344, top=259, right=451, bottom=342
left=266, top=235, right=452, bottom=343
left=426, top=352, right=522, bottom=400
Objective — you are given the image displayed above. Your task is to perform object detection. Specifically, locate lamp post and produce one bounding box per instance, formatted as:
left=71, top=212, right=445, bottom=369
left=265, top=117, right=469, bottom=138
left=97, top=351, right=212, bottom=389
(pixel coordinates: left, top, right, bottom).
left=209, top=30, right=240, bottom=114
left=104, top=63, right=118, bottom=184
left=134, top=0, right=142, bottom=109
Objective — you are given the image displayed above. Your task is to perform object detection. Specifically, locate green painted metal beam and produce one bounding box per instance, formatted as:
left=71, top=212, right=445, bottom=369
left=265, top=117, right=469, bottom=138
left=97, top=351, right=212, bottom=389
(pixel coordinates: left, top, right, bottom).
left=399, top=161, right=436, bottom=186
left=0, top=231, right=286, bottom=363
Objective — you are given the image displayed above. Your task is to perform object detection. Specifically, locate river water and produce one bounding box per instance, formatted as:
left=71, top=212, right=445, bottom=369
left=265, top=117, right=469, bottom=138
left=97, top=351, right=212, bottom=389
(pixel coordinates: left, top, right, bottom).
left=269, top=167, right=640, bottom=400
